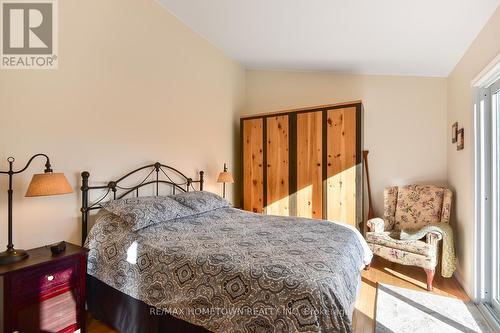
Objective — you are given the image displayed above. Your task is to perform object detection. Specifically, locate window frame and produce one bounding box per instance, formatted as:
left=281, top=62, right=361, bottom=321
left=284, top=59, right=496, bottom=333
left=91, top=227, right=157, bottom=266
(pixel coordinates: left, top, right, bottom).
left=491, top=81, right=500, bottom=315
left=474, top=76, right=500, bottom=329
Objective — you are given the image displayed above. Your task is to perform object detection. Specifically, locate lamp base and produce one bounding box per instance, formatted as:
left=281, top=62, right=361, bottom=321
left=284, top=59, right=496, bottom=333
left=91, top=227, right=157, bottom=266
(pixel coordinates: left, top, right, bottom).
left=0, top=248, right=29, bottom=265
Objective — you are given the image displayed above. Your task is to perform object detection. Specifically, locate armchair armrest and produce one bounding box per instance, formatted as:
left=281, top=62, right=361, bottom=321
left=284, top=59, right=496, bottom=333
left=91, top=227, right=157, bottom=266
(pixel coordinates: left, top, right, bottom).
left=367, top=218, right=385, bottom=233
left=426, top=232, right=442, bottom=246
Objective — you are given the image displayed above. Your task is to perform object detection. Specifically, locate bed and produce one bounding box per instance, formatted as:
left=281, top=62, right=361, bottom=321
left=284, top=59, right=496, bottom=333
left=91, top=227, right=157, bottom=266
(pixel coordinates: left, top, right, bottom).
left=81, top=162, right=372, bottom=333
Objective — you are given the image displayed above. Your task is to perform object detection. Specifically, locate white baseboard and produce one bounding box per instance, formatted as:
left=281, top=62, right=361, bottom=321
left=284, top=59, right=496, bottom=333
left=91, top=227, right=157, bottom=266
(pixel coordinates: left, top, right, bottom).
left=453, top=268, right=473, bottom=300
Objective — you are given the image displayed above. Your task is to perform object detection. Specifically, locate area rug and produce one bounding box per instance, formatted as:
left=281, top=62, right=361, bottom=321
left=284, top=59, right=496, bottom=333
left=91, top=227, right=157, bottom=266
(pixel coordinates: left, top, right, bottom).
left=375, top=283, right=492, bottom=333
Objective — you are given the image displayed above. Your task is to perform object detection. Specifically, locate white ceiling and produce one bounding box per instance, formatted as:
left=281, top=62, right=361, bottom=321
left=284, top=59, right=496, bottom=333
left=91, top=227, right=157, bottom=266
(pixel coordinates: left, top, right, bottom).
left=157, top=0, right=500, bottom=77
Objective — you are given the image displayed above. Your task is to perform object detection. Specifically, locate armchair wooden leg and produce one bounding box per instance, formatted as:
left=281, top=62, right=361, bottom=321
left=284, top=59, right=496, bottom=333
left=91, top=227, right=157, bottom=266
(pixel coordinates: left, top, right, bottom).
left=424, top=268, right=435, bottom=291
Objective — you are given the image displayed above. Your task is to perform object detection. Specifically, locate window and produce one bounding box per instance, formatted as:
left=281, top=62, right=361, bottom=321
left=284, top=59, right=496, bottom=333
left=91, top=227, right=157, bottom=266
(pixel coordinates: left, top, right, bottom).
left=492, top=82, right=500, bottom=315
left=475, top=75, right=500, bottom=327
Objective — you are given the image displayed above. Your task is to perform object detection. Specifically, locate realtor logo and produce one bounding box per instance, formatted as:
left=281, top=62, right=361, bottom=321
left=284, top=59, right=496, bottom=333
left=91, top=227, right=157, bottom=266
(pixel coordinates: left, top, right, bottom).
left=1, top=0, right=57, bottom=69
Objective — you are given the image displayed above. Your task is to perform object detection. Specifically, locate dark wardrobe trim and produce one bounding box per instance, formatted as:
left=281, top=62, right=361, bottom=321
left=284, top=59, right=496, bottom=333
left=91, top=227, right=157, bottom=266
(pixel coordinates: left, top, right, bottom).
left=239, top=117, right=244, bottom=209
left=241, top=103, right=361, bottom=121
left=322, top=109, right=328, bottom=219
left=262, top=118, right=268, bottom=211
left=356, top=104, right=363, bottom=164
left=288, top=113, right=297, bottom=217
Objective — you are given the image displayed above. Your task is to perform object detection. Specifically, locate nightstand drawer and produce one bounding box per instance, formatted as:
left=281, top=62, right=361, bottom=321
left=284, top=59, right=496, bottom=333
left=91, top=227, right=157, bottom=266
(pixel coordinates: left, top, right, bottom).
left=11, top=258, right=79, bottom=298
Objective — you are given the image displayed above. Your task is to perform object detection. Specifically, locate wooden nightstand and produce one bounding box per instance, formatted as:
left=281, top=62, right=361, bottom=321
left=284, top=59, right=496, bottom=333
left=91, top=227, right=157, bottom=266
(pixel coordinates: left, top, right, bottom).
left=0, top=242, right=88, bottom=333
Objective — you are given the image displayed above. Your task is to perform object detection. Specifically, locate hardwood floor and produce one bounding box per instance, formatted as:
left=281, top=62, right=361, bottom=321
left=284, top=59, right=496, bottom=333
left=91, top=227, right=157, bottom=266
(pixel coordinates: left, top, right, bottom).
left=352, top=256, right=468, bottom=332
left=88, top=318, right=118, bottom=333
left=88, top=256, right=469, bottom=333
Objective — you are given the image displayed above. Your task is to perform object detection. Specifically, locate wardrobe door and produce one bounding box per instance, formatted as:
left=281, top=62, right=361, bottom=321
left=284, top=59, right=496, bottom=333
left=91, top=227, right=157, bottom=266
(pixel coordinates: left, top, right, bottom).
left=266, top=115, right=290, bottom=216
left=296, top=111, right=323, bottom=219
left=243, top=118, right=264, bottom=213
left=326, top=107, right=357, bottom=226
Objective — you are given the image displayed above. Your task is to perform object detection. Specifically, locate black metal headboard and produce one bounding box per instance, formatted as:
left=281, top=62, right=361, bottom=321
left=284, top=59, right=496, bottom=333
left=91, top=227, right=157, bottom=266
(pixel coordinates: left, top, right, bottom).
left=80, top=162, right=204, bottom=245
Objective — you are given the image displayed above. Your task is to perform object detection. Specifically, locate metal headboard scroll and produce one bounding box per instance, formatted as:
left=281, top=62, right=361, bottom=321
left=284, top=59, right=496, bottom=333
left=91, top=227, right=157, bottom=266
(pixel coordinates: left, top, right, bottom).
left=80, top=162, right=204, bottom=245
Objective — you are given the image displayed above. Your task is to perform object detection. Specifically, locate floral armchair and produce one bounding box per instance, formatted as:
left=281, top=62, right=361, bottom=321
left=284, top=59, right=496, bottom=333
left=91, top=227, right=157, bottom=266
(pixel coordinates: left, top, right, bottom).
left=366, top=185, right=452, bottom=291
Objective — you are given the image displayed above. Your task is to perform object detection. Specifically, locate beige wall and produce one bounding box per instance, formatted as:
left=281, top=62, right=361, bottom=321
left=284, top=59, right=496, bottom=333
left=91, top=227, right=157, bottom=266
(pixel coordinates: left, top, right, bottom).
left=1, top=0, right=497, bottom=299
left=243, top=71, right=448, bottom=218
left=447, top=6, right=500, bottom=296
left=0, top=0, right=245, bottom=249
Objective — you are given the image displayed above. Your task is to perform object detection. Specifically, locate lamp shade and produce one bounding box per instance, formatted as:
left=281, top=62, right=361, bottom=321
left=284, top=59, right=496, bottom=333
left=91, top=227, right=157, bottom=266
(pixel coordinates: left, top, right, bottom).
left=217, top=171, right=234, bottom=184
left=25, top=173, right=73, bottom=197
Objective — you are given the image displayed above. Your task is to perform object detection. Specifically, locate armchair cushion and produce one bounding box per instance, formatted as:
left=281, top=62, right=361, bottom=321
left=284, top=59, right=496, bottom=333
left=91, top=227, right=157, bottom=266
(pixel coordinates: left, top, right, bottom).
left=394, top=185, right=450, bottom=230
left=366, top=231, right=436, bottom=257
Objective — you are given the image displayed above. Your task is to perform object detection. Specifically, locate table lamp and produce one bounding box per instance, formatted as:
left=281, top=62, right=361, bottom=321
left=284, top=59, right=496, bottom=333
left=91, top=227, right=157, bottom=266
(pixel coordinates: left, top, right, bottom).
left=216, top=163, right=234, bottom=198
left=0, top=154, right=73, bottom=264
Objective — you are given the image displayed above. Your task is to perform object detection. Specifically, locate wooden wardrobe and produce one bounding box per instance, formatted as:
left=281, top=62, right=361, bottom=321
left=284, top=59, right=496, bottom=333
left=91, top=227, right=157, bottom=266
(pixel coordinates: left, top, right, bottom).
left=241, top=101, right=363, bottom=227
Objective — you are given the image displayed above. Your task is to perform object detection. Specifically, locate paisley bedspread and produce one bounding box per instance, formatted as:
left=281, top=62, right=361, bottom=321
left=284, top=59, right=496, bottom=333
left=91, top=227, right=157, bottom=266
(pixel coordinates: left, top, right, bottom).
left=86, top=207, right=372, bottom=333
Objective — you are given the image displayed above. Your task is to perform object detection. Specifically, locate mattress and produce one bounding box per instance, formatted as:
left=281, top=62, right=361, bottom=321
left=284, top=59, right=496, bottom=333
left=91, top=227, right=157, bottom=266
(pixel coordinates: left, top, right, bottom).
left=86, top=206, right=372, bottom=333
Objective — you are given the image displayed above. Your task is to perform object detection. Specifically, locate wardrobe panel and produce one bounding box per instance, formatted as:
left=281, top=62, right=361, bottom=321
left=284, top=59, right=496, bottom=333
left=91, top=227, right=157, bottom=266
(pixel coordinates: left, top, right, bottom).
left=326, top=107, right=357, bottom=226
left=296, top=111, right=323, bottom=219
left=241, top=101, right=362, bottom=228
left=266, top=115, right=290, bottom=216
left=243, top=118, right=264, bottom=213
